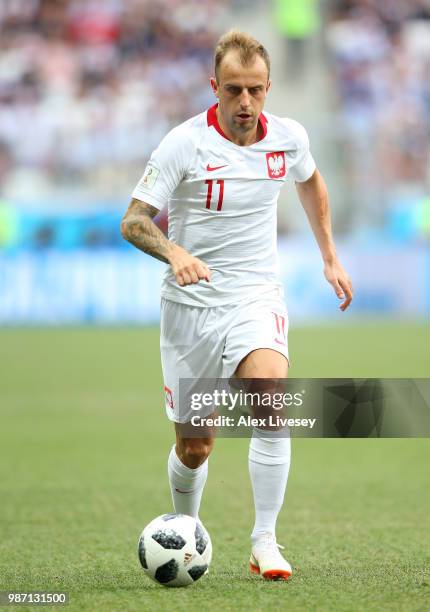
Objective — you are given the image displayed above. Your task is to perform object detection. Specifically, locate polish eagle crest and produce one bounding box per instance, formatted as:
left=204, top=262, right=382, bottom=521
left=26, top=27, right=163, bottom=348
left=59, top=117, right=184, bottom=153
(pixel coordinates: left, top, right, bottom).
left=266, top=151, right=286, bottom=178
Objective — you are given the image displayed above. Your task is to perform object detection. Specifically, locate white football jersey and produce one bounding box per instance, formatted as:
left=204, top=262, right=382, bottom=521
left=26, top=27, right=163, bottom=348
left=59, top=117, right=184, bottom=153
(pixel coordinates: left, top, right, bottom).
left=132, top=104, right=316, bottom=307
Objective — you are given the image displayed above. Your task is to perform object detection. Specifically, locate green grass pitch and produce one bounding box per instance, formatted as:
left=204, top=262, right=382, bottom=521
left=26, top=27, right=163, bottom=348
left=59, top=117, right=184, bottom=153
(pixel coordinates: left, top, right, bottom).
left=0, top=323, right=429, bottom=611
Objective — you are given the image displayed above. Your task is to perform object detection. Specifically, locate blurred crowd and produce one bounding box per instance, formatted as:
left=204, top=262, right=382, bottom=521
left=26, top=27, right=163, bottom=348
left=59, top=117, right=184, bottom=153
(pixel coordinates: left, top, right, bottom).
left=326, top=0, right=430, bottom=233
left=0, top=0, right=225, bottom=205
left=1, top=0, right=429, bottom=245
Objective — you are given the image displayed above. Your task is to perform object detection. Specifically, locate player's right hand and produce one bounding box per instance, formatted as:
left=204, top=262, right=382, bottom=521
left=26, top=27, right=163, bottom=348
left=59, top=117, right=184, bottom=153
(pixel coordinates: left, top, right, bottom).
left=168, top=244, right=211, bottom=286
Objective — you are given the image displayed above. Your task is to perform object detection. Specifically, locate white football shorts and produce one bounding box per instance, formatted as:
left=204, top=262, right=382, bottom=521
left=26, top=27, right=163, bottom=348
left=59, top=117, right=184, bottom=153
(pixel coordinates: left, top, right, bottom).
left=160, top=289, right=289, bottom=423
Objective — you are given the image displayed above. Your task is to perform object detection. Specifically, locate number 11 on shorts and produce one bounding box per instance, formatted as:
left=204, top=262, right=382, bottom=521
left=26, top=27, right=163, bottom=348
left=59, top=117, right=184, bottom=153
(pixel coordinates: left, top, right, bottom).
left=272, top=312, right=287, bottom=345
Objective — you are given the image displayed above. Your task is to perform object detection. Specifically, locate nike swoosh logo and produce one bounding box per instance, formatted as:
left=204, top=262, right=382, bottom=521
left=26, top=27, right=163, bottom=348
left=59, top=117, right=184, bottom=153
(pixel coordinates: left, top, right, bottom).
left=175, top=488, right=191, bottom=494
left=206, top=164, right=228, bottom=171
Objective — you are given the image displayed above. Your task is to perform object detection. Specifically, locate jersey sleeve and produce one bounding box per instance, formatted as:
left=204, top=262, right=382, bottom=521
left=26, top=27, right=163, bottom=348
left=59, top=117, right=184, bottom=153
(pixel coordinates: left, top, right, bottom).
left=283, top=119, right=316, bottom=182
left=131, top=125, right=193, bottom=210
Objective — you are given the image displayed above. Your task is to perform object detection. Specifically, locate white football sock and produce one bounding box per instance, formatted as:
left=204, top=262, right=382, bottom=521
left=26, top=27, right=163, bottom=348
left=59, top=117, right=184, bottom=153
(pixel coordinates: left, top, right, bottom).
left=248, top=428, right=291, bottom=544
left=167, top=445, right=208, bottom=518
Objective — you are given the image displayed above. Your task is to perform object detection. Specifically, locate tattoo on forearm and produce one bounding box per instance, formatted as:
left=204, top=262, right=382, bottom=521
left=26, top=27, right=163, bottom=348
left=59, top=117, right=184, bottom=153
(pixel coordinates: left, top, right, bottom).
left=121, top=199, right=172, bottom=263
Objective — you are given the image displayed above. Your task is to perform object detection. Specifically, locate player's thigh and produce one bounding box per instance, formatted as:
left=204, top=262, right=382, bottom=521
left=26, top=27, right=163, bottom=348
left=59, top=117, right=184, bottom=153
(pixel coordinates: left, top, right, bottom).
left=222, top=296, right=290, bottom=379
left=220, top=297, right=290, bottom=428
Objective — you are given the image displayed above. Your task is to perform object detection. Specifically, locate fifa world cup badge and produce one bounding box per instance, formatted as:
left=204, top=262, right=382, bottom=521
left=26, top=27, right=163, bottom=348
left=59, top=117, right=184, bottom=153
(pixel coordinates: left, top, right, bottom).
left=139, top=164, right=160, bottom=190
left=266, top=151, right=286, bottom=179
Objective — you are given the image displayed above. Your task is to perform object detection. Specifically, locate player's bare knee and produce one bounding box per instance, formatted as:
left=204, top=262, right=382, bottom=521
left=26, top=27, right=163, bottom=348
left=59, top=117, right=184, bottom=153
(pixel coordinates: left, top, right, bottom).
left=257, top=366, right=288, bottom=379
left=236, top=349, right=288, bottom=379
left=176, top=438, right=214, bottom=468
left=256, top=357, right=289, bottom=379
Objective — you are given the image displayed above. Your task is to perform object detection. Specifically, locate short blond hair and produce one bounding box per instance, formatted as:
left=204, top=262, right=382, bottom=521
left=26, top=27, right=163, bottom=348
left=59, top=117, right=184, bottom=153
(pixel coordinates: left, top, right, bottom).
left=214, top=29, right=270, bottom=80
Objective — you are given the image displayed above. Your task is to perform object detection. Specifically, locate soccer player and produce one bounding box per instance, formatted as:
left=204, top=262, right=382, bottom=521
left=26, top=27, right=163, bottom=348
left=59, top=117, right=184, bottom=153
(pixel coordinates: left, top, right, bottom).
left=121, top=30, right=353, bottom=580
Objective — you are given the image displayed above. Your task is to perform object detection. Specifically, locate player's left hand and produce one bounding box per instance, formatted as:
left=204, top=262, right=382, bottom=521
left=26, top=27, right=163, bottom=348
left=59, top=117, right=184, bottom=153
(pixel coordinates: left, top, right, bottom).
left=323, top=258, right=353, bottom=311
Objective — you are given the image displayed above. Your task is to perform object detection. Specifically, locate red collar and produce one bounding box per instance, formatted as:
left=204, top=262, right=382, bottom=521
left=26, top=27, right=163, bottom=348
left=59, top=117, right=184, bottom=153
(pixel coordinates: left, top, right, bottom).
left=207, top=103, right=268, bottom=143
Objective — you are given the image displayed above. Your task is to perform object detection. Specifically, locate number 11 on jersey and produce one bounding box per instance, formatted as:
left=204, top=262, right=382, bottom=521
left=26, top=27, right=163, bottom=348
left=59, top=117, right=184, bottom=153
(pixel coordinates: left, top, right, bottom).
left=205, top=179, right=224, bottom=211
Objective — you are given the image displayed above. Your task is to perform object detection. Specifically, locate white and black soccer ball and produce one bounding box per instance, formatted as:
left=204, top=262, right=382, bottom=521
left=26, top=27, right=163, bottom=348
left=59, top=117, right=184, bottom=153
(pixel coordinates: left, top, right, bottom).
left=138, top=513, right=212, bottom=587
